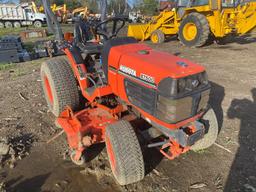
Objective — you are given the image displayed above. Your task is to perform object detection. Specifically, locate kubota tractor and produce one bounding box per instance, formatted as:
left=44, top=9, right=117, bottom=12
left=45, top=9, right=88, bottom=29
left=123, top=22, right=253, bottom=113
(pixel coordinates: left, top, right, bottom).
left=40, top=0, right=219, bottom=186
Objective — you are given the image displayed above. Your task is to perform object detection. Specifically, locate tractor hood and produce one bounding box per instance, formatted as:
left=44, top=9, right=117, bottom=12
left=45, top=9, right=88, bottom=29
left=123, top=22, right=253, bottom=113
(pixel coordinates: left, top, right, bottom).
left=109, top=43, right=205, bottom=85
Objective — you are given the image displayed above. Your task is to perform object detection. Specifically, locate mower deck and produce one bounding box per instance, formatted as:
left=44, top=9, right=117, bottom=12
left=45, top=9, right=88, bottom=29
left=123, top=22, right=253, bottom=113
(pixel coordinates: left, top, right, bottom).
left=56, top=106, right=120, bottom=163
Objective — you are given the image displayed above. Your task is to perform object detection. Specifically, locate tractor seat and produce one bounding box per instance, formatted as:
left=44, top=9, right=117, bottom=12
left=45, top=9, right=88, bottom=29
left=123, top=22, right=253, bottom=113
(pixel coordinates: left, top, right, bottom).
left=77, top=42, right=103, bottom=55
left=101, top=37, right=138, bottom=83
left=74, top=18, right=103, bottom=55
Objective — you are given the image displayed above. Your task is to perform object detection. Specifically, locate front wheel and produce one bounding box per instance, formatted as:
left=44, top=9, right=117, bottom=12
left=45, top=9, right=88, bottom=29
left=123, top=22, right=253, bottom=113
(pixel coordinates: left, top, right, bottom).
left=0, top=22, right=4, bottom=28
left=191, top=108, right=219, bottom=151
left=151, top=30, right=165, bottom=44
left=34, top=20, right=43, bottom=28
left=105, top=120, right=145, bottom=185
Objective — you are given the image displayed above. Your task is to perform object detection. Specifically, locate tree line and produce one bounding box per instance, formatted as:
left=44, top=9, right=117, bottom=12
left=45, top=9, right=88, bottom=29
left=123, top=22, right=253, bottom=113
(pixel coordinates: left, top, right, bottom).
left=0, top=0, right=162, bottom=16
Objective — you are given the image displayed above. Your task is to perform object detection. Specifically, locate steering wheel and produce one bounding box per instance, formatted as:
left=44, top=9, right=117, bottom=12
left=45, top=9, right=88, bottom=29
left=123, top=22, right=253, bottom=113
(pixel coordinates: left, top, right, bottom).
left=95, top=17, right=126, bottom=40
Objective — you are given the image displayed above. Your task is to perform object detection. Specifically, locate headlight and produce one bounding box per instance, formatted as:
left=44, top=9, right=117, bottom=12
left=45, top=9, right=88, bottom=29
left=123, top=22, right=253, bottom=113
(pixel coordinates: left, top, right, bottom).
left=158, top=72, right=209, bottom=97
left=158, top=77, right=178, bottom=97
left=178, top=78, right=186, bottom=92
left=198, top=72, right=208, bottom=85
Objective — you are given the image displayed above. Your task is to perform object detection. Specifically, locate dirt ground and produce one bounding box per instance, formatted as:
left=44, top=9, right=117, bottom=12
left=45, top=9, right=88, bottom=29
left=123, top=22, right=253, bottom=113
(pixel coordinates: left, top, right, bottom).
left=0, top=32, right=256, bottom=192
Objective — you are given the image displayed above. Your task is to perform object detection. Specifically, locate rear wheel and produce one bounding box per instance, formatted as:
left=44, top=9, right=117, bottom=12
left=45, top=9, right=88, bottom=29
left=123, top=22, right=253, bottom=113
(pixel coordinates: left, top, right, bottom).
left=178, top=13, right=210, bottom=47
left=0, top=22, right=4, bottom=28
left=40, top=57, right=80, bottom=117
left=151, top=30, right=165, bottom=44
left=105, top=120, right=145, bottom=185
left=13, top=21, right=21, bottom=28
left=5, top=21, right=13, bottom=28
left=34, top=20, right=43, bottom=28
left=191, top=108, right=219, bottom=151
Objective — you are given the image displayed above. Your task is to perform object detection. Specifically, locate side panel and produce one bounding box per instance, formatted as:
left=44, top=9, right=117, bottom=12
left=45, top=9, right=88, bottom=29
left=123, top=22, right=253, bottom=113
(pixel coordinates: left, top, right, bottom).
left=107, top=43, right=152, bottom=95
left=0, top=5, right=26, bottom=20
left=108, top=48, right=122, bottom=95
left=236, top=2, right=256, bottom=34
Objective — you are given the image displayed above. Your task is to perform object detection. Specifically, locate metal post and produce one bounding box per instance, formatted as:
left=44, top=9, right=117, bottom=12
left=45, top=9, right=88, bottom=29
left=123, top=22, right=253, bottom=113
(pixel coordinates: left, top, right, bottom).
left=41, top=0, right=63, bottom=41
left=100, top=0, right=108, bottom=33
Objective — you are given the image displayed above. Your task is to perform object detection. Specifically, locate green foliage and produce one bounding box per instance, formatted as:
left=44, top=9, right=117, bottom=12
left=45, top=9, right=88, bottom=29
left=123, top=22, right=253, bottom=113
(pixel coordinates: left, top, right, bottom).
left=80, top=0, right=99, bottom=13
left=28, top=0, right=82, bottom=10
left=65, top=0, right=82, bottom=10
left=108, top=0, right=126, bottom=15
left=138, top=0, right=159, bottom=15
left=0, top=63, right=16, bottom=71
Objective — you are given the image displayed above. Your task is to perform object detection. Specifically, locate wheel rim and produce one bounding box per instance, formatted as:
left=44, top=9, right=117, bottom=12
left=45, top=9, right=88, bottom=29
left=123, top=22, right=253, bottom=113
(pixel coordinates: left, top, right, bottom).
left=14, top=22, right=21, bottom=28
left=5, top=22, right=12, bottom=28
left=35, top=22, right=41, bottom=28
left=43, top=75, right=54, bottom=106
left=151, top=33, right=159, bottom=43
left=106, top=135, right=116, bottom=172
left=70, top=151, right=85, bottom=166
left=183, top=22, right=198, bottom=41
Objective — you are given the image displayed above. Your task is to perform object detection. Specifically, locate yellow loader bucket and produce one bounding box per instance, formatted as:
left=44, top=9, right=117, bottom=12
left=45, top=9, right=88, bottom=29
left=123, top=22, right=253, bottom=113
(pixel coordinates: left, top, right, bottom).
left=127, top=24, right=151, bottom=41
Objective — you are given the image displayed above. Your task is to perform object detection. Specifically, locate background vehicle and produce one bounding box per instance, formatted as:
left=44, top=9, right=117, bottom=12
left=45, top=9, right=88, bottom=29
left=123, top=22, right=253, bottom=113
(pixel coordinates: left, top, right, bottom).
left=71, top=6, right=88, bottom=18
left=128, top=11, right=143, bottom=23
left=127, top=0, right=256, bottom=47
left=0, top=3, right=46, bottom=28
left=38, top=3, right=68, bottom=23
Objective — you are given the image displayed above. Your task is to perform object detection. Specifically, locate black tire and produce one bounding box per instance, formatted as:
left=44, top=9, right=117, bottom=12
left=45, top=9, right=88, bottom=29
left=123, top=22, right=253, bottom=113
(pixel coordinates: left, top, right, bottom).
left=178, top=12, right=210, bottom=47
left=5, top=21, right=13, bottom=28
left=105, top=120, right=145, bottom=185
left=0, top=22, right=4, bottom=28
left=13, top=21, right=21, bottom=28
left=151, top=29, right=165, bottom=44
left=40, top=57, right=80, bottom=117
left=34, top=20, right=43, bottom=28
left=191, top=108, right=218, bottom=151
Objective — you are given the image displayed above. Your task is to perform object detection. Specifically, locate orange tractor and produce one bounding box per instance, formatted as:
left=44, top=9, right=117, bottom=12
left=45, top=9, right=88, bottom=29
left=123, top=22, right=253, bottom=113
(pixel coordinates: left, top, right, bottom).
left=41, top=0, right=219, bottom=185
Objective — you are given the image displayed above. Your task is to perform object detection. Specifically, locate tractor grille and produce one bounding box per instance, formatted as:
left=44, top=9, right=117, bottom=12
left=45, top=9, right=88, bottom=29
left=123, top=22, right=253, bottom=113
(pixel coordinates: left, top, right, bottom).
left=124, top=79, right=157, bottom=115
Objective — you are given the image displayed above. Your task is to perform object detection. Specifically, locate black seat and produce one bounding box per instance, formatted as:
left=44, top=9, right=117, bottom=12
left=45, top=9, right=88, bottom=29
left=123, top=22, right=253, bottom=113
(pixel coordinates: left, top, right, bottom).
left=101, top=37, right=138, bottom=83
left=74, top=18, right=91, bottom=45
left=73, top=18, right=103, bottom=55
left=77, top=42, right=103, bottom=55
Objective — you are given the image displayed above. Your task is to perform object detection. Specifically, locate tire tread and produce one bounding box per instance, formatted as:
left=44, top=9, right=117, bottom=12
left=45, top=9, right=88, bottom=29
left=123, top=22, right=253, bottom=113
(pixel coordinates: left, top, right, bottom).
left=106, top=120, right=145, bottom=185
left=40, top=57, right=80, bottom=116
left=178, top=12, right=210, bottom=47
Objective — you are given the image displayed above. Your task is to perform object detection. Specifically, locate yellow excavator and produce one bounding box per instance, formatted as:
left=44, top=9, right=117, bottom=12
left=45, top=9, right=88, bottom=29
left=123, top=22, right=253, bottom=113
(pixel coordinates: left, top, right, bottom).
left=72, top=7, right=89, bottom=18
left=38, top=3, right=68, bottom=23
left=54, top=4, right=68, bottom=23
left=38, top=3, right=57, bottom=13
left=128, top=0, right=256, bottom=47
